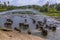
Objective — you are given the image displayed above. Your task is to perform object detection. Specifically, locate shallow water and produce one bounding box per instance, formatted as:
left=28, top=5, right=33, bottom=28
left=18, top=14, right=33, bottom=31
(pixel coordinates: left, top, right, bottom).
left=0, top=9, right=60, bottom=40
left=0, top=14, right=44, bottom=29
left=0, top=14, right=60, bottom=40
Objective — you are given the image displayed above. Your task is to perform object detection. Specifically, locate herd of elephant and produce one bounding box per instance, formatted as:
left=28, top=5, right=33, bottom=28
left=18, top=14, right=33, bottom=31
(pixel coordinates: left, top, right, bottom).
left=4, top=17, right=57, bottom=36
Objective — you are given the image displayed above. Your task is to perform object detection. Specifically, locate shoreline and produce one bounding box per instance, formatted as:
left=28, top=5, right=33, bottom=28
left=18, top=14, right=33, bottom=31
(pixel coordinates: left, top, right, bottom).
left=0, top=30, right=45, bottom=40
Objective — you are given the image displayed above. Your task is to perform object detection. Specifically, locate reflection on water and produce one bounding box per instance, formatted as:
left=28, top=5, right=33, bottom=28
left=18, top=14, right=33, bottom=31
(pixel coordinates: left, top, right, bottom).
left=0, top=14, right=60, bottom=40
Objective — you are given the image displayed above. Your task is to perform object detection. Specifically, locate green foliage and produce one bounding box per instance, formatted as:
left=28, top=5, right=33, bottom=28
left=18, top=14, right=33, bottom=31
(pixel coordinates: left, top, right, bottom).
left=7, top=6, right=17, bottom=10
left=44, top=12, right=60, bottom=17
left=0, top=1, right=60, bottom=13
left=48, top=8, right=57, bottom=13
left=56, top=4, right=60, bottom=11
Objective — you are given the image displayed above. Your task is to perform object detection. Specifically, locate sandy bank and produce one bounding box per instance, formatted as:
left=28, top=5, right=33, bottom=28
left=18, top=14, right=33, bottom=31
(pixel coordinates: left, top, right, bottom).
left=0, top=30, right=45, bottom=40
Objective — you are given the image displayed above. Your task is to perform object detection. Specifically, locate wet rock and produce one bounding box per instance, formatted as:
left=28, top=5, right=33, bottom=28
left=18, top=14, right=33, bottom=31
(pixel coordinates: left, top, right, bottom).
left=14, top=27, right=21, bottom=32
left=1, top=28, right=12, bottom=31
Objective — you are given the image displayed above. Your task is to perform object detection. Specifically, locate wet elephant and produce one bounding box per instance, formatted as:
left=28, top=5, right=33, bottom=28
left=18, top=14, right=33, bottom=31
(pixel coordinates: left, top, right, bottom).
left=52, top=27, right=56, bottom=31
left=39, top=27, right=43, bottom=31
left=43, top=17, right=47, bottom=25
left=23, top=23, right=29, bottom=30
left=19, top=23, right=24, bottom=29
left=25, top=19, right=27, bottom=22
left=32, top=19, right=36, bottom=24
left=4, top=22, right=12, bottom=29
left=45, top=24, right=49, bottom=28
left=6, top=19, right=13, bottom=24
left=37, top=21, right=43, bottom=26
left=41, top=29, right=48, bottom=36
left=48, top=24, right=56, bottom=31
left=36, top=24, right=39, bottom=29
left=19, top=23, right=29, bottom=30
left=27, top=30, right=31, bottom=35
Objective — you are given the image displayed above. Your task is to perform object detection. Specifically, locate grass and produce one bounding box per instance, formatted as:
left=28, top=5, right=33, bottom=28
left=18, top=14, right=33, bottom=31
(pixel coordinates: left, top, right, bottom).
left=0, top=8, right=7, bottom=12
left=11, top=11, right=34, bottom=14
left=44, top=12, right=60, bottom=17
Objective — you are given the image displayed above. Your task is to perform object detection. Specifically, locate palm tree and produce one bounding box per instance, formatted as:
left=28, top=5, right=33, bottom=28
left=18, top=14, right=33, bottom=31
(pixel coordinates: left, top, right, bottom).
left=0, top=1, right=1, bottom=6
left=0, top=1, right=1, bottom=3
left=4, top=2, right=7, bottom=7
left=7, top=1, right=9, bottom=6
left=0, top=1, right=1, bottom=4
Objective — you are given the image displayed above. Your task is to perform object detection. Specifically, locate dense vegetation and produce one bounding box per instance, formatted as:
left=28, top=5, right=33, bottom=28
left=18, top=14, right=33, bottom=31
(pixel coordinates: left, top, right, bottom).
left=0, top=1, right=60, bottom=17
left=10, top=11, right=35, bottom=15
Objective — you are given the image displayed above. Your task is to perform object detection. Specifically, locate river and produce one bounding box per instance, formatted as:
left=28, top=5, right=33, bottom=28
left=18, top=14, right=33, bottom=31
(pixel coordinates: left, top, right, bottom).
left=0, top=9, right=60, bottom=40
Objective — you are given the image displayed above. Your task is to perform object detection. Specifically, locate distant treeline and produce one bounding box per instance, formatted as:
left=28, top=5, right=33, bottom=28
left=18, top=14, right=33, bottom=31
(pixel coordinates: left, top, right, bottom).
left=0, top=1, right=60, bottom=13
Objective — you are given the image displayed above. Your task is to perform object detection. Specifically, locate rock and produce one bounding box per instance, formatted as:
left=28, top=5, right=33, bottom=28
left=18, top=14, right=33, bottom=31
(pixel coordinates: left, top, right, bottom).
left=14, top=27, right=21, bottom=32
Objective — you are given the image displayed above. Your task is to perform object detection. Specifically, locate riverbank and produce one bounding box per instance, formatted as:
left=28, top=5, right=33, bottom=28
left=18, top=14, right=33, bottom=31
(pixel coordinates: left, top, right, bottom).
left=0, top=26, right=60, bottom=40
left=0, top=29, right=45, bottom=40
left=44, top=12, right=60, bottom=17
left=44, top=12, right=60, bottom=21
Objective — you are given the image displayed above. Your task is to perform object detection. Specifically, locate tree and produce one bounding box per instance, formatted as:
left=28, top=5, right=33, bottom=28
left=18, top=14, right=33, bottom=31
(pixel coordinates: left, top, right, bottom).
left=7, top=1, right=9, bottom=6
left=0, top=1, right=1, bottom=6
left=4, top=2, right=7, bottom=7
left=0, top=1, right=1, bottom=4
left=56, top=3, right=60, bottom=11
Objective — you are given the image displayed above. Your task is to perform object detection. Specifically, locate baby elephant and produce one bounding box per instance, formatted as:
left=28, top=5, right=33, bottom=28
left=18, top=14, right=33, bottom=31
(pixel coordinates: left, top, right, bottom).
left=49, top=24, right=56, bottom=31
left=32, top=19, right=36, bottom=24
left=51, top=27, right=56, bottom=31
left=6, top=19, right=13, bottom=24
left=23, top=24, right=29, bottom=30
left=27, top=30, right=31, bottom=35
left=36, top=24, right=39, bottom=29
left=25, top=19, right=27, bottom=22
left=41, top=29, right=48, bottom=36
